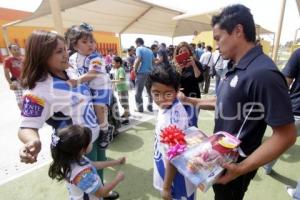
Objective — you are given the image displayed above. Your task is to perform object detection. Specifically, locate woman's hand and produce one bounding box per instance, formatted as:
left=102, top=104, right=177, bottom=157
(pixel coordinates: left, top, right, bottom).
left=185, top=56, right=196, bottom=67
left=67, top=79, right=78, bottom=87
left=19, top=139, right=41, bottom=164
left=161, top=188, right=172, bottom=200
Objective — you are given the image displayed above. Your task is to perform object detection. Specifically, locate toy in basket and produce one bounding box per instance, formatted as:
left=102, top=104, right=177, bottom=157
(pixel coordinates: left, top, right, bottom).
left=160, top=126, right=241, bottom=192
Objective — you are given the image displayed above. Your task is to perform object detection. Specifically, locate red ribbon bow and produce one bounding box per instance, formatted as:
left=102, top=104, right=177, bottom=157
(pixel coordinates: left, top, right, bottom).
left=160, top=125, right=186, bottom=146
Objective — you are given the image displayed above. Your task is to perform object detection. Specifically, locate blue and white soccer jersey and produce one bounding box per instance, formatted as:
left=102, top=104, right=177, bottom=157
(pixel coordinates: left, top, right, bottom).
left=154, top=99, right=197, bottom=200
left=69, top=52, right=112, bottom=105
left=20, top=74, right=100, bottom=142
left=67, top=157, right=103, bottom=200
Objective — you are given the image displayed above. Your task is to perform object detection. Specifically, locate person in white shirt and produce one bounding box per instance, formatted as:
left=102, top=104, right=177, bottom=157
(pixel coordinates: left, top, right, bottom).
left=200, top=45, right=214, bottom=94
left=212, top=48, right=229, bottom=93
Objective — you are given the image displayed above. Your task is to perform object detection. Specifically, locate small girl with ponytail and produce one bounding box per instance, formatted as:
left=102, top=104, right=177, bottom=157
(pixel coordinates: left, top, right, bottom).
left=48, top=125, right=125, bottom=200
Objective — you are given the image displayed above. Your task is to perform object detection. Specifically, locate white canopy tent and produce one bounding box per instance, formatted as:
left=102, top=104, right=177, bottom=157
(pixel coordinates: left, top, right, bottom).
left=2, top=0, right=214, bottom=48
left=172, top=8, right=274, bottom=35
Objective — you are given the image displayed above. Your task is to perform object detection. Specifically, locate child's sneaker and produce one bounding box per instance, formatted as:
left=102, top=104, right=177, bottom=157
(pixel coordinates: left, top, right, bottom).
left=103, top=191, right=119, bottom=200
left=98, top=129, right=111, bottom=149
left=121, top=119, right=130, bottom=125
left=286, top=185, right=296, bottom=199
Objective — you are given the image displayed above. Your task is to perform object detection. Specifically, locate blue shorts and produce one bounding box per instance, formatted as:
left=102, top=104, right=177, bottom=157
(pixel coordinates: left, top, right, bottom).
left=90, top=89, right=112, bottom=106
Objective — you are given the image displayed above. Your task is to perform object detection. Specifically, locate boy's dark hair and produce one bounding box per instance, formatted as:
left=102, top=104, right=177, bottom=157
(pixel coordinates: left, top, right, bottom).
left=48, top=125, right=92, bottom=181
left=211, top=4, right=256, bottom=43
left=135, top=37, right=144, bottom=45
left=146, top=65, right=181, bottom=92
left=65, top=25, right=94, bottom=56
left=113, top=56, right=123, bottom=65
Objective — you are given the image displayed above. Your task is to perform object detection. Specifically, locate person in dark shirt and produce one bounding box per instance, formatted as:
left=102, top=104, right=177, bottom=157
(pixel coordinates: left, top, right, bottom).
left=173, top=41, right=204, bottom=127
left=179, top=4, right=296, bottom=200
left=155, top=43, right=170, bottom=68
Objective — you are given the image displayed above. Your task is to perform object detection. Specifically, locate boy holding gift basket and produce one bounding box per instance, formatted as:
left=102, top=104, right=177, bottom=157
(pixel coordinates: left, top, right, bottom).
left=146, top=66, right=197, bottom=200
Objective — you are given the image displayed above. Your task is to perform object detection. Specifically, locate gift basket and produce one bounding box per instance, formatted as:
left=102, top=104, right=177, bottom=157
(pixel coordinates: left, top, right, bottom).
left=160, top=125, right=207, bottom=160
left=160, top=125, right=241, bottom=192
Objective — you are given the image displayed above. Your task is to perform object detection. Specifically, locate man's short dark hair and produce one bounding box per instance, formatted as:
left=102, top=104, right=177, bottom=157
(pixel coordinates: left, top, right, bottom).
left=113, top=56, right=123, bottom=65
left=146, top=65, right=181, bottom=92
left=206, top=45, right=213, bottom=52
left=135, top=37, right=144, bottom=45
left=190, top=43, right=196, bottom=49
left=151, top=44, right=158, bottom=51
left=161, top=43, right=166, bottom=48
left=211, top=4, right=256, bottom=43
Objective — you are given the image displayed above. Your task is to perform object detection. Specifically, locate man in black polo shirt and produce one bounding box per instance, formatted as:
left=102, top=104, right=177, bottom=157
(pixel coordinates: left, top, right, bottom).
left=181, top=4, right=297, bottom=200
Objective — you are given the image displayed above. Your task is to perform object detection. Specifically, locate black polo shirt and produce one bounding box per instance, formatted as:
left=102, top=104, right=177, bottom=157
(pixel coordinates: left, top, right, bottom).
left=282, top=48, right=300, bottom=116
left=215, top=46, right=294, bottom=155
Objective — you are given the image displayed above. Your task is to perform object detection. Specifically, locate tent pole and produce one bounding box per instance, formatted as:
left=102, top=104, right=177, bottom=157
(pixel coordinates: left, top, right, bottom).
left=2, top=27, right=10, bottom=50
left=272, top=0, right=286, bottom=62
left=293, top=28, right=299, bottom=45
left=270, top=33, right=276, bottom=58
left=118, top=33, right=123, bottom=56
left=49, top=0, right=64, bottom=35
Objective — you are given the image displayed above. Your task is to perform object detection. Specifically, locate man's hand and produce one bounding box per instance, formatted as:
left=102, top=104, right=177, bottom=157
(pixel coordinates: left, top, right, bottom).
left=19, top=139, right=41, bottom=164
left=177, top=89, right=186, bottom=102
left=215, top=162, right=244, bottom=185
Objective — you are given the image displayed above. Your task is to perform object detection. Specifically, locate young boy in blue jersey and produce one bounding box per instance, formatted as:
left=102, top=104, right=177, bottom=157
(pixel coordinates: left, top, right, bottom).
left=146, top=66, right=197, bottom=200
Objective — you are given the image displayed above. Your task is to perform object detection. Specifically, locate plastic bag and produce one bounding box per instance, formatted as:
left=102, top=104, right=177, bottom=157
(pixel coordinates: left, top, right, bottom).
left=171, top=131, right=240, bottom=192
